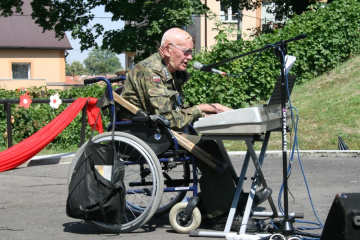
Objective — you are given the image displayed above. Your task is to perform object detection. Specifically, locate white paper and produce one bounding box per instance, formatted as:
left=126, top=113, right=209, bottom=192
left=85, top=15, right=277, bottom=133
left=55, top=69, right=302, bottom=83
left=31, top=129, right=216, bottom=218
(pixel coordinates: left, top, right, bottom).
left=284, top=55, right=296, bottom=74
left=95, top=165, right=112, bottom=181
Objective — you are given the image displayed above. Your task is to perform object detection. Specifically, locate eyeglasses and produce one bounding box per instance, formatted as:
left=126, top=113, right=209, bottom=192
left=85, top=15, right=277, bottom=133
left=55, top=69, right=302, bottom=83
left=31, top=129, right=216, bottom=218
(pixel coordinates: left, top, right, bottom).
left=168, top=43, right=193, bottom=56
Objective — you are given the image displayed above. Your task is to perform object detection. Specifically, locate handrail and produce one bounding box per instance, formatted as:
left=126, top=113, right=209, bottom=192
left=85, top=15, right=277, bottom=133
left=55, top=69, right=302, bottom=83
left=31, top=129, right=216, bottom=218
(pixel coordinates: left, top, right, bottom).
left=1, top=98, right=87, bottom=148
left=0, top=99, right=76, bottom=104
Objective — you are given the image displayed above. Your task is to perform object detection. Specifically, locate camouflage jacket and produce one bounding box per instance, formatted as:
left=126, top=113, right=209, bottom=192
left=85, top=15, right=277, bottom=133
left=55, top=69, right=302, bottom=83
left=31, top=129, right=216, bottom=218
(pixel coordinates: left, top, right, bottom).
left=121, top=52, right=202, bottom=131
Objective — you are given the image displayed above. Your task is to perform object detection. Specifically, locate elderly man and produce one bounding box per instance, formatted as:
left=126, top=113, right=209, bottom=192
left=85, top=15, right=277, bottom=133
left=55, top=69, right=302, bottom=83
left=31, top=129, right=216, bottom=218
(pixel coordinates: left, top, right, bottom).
left=120, top=28, right=271, bottom=231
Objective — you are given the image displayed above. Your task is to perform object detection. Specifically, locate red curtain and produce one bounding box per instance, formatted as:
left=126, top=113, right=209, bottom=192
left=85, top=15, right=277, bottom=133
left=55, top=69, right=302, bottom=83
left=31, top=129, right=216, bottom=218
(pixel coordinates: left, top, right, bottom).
left=0, top=97, right=102, bottom=172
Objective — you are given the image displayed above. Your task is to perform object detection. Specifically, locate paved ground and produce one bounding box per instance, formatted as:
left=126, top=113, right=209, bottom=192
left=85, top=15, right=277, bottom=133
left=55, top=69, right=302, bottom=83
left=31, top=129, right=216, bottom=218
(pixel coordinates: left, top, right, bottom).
left=0, top=151, right=359, bottom=240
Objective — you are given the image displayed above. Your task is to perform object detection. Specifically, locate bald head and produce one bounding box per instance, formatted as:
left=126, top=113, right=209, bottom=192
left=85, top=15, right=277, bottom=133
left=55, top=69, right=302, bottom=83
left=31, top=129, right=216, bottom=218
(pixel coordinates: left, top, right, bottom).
left=160, top=28, right=192, bottom=47
left=159, top=28, right=193, bottom=73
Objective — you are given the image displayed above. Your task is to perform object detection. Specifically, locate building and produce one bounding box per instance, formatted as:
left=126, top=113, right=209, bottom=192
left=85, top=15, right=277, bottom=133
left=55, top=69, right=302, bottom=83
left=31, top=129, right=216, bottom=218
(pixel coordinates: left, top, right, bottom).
left=187, top=1, right=277, bottom=50
left=124, top=1, right=277, bottom=69
left=0, top=0, right=72, bottom=90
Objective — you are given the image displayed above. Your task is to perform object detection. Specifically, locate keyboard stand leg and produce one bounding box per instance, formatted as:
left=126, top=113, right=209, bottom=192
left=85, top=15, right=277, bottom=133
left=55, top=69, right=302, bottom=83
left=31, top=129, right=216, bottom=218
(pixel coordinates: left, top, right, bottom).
left=249, top=132, right=277, bottom=213
left=240, top=132, right=278, bottom=234
left=224, top=150, right=252, bottom=233
left=190, top=150, right=253, bottom=238
left=190, top=132, right=280, bottom=238
left=190, top=132, right=304, bottom=238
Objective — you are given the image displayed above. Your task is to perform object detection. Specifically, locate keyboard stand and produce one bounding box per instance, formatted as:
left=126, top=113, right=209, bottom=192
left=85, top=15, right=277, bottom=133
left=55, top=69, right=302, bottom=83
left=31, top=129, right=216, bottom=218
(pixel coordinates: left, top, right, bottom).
left=189, top=131, right=304, bottom=238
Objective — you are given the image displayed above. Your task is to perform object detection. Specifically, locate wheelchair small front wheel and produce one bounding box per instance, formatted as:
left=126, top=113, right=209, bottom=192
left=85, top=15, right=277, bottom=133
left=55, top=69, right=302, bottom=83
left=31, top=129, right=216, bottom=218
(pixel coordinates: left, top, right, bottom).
left=169, top=202, right=201, bottom=234
left=154, top=161, right=191, bottom=217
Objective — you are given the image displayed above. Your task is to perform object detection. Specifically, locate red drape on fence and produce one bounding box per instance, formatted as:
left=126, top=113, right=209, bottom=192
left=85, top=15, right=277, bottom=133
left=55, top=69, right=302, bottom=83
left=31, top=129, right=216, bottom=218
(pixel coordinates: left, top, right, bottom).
left=0, top=97, right=102, bottom=172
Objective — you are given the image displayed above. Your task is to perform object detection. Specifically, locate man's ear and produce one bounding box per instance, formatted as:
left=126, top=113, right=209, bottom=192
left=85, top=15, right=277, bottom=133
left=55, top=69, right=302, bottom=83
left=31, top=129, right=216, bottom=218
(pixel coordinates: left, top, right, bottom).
left=163, top=45, right=171, bottom=57
left=159, top=45, right=170, bottom=58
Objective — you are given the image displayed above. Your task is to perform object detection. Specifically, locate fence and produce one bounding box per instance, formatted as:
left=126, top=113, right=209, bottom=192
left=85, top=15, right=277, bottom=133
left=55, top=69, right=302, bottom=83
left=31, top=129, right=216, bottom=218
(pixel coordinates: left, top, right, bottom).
left=0, top=99, right=87, bottom=148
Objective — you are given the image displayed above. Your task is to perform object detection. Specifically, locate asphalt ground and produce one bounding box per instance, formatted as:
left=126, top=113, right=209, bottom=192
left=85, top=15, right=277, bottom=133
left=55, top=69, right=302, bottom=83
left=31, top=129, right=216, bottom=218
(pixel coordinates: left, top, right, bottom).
left=1, top=150, right=359, bottom=240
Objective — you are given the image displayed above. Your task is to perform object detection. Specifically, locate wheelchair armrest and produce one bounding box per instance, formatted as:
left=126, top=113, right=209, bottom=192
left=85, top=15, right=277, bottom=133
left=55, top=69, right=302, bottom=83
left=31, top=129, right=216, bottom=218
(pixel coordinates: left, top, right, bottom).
left=152, top=115, right=170, bottom=128
left=135, top=109, right=149, bottom=117
left=131, top=115, right=151, bottom=122
left=131, top=114, right=170, bottom=128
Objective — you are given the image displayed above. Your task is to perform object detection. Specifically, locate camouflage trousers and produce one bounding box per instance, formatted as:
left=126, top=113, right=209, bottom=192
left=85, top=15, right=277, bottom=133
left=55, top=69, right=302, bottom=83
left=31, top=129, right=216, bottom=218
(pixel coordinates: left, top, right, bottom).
left=180, top=133, right=236, bottom=219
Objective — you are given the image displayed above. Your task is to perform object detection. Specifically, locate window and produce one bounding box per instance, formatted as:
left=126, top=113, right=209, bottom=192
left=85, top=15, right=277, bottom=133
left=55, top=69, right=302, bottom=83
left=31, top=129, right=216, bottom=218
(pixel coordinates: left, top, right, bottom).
left=220, top=5, right=240, bottom=23
left=261, top=1, right=275, bottom=26
left=127, top=56, right=134, bottom=69
left=12, top=63, right=30, bottom=79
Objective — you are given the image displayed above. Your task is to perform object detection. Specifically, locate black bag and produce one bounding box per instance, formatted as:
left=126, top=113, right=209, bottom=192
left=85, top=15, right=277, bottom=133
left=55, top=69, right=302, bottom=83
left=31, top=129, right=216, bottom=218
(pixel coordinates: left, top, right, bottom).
left=66, top=108, right=125, bottom=225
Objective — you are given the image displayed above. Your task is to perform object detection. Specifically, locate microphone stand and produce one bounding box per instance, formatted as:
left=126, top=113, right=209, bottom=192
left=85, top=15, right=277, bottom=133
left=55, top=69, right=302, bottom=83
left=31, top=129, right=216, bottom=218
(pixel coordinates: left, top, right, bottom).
left=275, top=39, right=294, bottom=235
left=206, top=34, right=306, bottom=237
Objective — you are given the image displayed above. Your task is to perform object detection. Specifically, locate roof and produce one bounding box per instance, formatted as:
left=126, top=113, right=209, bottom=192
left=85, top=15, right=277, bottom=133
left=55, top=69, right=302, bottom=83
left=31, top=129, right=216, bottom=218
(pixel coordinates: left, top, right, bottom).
left=0, top=0, right=72, bottom=50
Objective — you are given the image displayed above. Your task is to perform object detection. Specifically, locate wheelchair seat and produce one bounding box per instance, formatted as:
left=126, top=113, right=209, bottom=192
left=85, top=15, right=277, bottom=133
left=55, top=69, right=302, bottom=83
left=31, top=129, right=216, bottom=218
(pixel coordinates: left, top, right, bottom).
left=116, top=120, right=173, bottom=156
left=113, top=86, right=173, bottom=156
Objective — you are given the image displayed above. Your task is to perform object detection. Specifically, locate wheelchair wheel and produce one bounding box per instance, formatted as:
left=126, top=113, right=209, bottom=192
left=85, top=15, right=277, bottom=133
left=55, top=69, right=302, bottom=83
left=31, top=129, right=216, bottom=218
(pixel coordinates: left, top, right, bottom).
left=169, top=202, right=201, bottom=234
left=154, top=160, right=191, bottom=217
left=68, top=132, right=164, bottom=233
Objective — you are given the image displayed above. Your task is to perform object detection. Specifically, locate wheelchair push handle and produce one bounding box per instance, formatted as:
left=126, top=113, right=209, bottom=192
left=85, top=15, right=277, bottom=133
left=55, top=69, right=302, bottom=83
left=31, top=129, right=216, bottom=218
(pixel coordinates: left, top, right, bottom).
left=84, top=77, right=115, bottom=112
left=84, top=76, right=123, bottom=85
left=108, top=76, right=125, bottom=83
left=84, top=77, right=102, bottom=85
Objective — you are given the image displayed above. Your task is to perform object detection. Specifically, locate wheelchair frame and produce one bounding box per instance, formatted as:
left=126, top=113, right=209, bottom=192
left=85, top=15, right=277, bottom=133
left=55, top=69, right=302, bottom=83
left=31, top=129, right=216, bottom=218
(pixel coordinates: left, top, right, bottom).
left=68, top=76, right=201, bottom=233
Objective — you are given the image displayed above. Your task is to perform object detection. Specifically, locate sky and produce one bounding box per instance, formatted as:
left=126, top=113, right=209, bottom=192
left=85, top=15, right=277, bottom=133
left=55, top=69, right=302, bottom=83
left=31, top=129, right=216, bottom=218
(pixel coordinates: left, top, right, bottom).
left=65, top=6, right=126, bottom=68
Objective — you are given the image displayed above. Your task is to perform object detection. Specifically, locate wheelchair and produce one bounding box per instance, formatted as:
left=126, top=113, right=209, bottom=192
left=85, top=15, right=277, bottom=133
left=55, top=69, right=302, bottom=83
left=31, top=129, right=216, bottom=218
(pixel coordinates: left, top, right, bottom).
left=68, top=76, right=202, bottom=233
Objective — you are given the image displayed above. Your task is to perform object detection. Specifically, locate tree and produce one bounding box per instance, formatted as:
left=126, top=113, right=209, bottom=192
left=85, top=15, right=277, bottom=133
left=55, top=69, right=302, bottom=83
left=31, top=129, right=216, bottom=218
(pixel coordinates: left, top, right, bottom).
left=83, top=47, right=121, bottom=75
left=66, top=61, right=88, bottom=76
left=217, top=0, right=262, bottom=12
left=0, top=0, right=209, bottom=63
left=218, top=0, right=326, bottom=23
left=267, top=0, right=321, bottom=22
left=0, top=0, right=329, bottom=63
left=0, top=0, right=23, bottom=17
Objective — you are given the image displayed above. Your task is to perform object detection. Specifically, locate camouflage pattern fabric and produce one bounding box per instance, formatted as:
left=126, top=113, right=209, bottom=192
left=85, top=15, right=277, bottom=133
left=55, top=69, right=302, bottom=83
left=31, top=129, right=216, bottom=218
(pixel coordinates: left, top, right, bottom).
left=121, top=52, right=237, bottom=219
left=121, top=52, right=202, bottom=131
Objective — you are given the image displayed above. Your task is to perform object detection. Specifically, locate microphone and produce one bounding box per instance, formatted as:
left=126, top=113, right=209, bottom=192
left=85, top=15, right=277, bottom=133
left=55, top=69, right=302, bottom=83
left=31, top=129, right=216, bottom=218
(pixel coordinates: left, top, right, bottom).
left=193, top=62, right=227, bottom=76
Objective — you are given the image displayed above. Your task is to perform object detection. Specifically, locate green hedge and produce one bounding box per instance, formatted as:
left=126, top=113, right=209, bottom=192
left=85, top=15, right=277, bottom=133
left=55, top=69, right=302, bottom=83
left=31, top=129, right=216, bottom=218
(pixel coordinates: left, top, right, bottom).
left=184, top=0, right=360, bottom=108
left=0, top=85, right=107, bottom=150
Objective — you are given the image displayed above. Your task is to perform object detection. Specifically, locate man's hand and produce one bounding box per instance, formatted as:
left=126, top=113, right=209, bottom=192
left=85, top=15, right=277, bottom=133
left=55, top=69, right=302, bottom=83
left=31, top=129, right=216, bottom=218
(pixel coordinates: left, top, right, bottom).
left=198, top=103, right=232, bottom=115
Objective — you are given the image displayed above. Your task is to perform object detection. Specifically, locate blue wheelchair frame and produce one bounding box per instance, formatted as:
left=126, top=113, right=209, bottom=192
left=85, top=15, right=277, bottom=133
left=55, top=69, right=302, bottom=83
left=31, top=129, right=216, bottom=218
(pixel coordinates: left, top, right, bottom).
left=87, top=76, right=200, bottom=215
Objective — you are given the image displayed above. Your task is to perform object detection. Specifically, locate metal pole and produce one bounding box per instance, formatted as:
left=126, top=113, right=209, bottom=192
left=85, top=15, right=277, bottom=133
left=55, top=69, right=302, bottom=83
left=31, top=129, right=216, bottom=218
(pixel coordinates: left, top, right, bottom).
left=237, top=6, right=242, bottom=40
left=79, top=101, right=88, bottom=147
left=279, top=40, right=294, bottom=236
left=5, top=103, right=12, bottom=148
left=205, top=0, right=208, bottom=48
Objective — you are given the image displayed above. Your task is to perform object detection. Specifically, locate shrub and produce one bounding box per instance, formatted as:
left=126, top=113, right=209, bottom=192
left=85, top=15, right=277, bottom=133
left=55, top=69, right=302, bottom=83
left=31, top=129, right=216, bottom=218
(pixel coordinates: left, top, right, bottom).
left=184, top=0, right=360, bottom=108
left=0, top=84, right=107, bottom=150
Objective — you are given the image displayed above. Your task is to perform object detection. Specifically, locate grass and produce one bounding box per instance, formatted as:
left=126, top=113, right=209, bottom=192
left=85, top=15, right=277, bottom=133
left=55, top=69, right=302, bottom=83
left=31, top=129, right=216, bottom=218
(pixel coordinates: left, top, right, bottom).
left=37, top=146, right=79, bottom=155
left=224, top=55, right=360, bottom=151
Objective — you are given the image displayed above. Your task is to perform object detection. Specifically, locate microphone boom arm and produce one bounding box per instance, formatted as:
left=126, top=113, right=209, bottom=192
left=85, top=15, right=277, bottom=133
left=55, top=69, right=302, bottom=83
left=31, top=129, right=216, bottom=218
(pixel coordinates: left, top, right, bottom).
left=207, top=33, right=306, bottom=68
